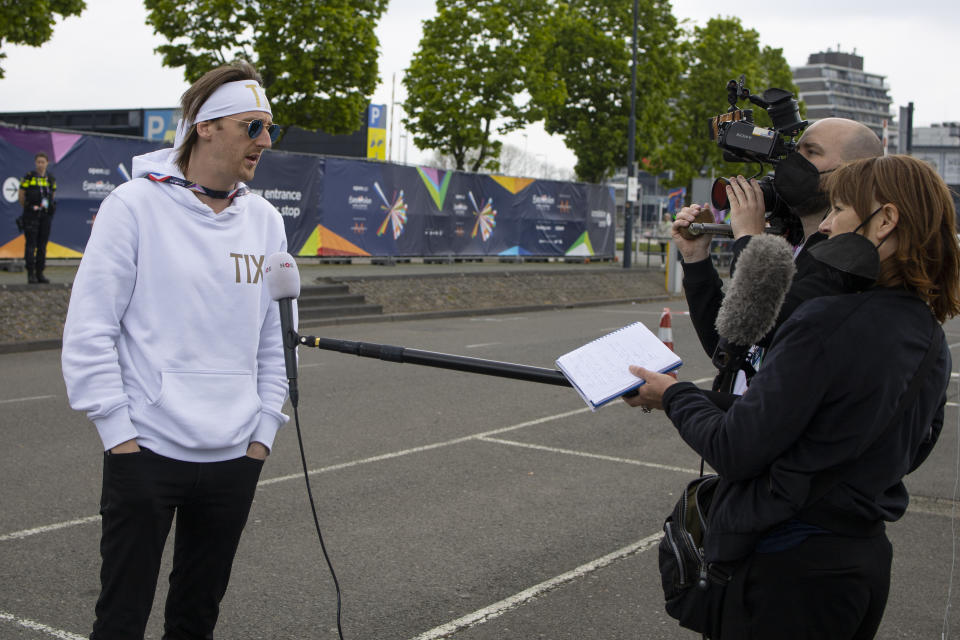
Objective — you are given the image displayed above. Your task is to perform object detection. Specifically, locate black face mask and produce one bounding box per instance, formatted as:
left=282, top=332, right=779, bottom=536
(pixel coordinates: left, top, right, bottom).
left=774, top=152, right=832, bottom=217
left=807, top=205, right=885, bottom=290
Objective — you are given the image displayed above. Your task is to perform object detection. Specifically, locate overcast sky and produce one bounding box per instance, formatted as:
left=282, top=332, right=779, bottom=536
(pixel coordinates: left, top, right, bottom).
left=1, top=0, right=956, bottom=171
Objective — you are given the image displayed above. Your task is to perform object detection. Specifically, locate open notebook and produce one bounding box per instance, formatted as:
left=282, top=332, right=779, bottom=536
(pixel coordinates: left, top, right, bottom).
left=556, top=321, right=682, bottom=410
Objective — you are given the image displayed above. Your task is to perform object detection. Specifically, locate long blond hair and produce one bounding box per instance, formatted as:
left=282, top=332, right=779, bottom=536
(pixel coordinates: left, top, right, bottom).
left=175, top=60, right=263, bottom=175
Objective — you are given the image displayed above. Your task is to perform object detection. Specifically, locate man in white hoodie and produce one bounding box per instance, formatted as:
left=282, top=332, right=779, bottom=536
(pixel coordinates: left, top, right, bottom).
left=62, top=60, right=289, bottom=640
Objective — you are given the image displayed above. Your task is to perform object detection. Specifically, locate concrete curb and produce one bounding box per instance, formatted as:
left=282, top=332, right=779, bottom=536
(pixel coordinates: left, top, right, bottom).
left=0, top=294, right=677, bottom=354
left=297, top=294, right=674, bottom=328
left=320, top=267, right=630, bottom=283
left=0, top=338, right=63, bottom=354
left=0, top=282, right=72, bottom=292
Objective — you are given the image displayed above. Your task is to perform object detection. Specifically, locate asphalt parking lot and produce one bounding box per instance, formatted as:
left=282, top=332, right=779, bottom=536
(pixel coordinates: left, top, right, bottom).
left=2, top=300, right=960, bottom=639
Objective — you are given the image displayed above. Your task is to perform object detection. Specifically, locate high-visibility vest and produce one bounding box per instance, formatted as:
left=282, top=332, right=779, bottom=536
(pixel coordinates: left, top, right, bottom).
left=20, top=171, right=56, bottom=211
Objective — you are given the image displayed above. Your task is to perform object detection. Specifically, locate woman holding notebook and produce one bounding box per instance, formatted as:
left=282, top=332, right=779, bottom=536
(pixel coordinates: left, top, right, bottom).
left=625, top=154, right=960, bottom=640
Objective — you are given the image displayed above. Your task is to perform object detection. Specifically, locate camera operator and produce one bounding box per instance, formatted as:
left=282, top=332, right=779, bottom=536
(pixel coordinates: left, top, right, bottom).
left=673, top=117, right=883, bottom=391
left=628, top=154, right=959, bottom=639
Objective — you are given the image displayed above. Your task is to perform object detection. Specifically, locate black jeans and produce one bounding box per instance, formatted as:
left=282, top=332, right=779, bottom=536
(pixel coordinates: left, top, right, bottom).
left=23, top=210, right=51, bottom=273
left=91, top=448, right=264, bottom=640
left=721, top=532, right=893, bottom=640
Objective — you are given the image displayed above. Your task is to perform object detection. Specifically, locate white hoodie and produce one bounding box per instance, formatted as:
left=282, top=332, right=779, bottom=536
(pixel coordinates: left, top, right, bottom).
left=61, top=148, right=290, bottom=462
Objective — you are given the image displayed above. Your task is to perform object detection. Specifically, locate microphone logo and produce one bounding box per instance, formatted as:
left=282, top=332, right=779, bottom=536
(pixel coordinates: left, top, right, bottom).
left=263, top=261, right=293, bottom=275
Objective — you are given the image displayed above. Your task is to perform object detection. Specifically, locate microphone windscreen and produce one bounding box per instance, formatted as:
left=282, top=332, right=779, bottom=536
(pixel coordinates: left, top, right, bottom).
left=715, top=234, right=796, bottom=347
left=264, top=251, right=301, bottom=300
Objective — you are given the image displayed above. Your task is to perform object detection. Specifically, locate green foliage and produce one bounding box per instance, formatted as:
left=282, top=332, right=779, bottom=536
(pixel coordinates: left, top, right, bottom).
left=528, top=0, right=682, bottom=184
left=144, top=0, right=388, bottom=135
left=400, top=3, right=799, bottom=187
left=0, top=0, right=85, bottom=78
left=401, top=0, right=542, bottom=173
left=661, top=16, right=802, bottom=191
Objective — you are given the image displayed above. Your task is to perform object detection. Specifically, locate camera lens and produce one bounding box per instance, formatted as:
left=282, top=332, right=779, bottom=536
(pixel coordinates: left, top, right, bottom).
left=711, top=178, right=731, bottom=209
left=710, top=176, right=778, bottom=211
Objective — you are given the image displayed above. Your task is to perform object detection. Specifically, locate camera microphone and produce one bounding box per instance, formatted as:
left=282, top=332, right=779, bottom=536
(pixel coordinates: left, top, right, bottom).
left=264, top=251, right=301, bottom=407
left=712, top=234, right=795, bottom=392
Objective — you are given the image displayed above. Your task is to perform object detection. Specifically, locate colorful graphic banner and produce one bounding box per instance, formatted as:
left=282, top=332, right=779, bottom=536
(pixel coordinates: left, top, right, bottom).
left=314, top=157, right=615, bottom=258
left=1, top=126, right=615, bottom=260
left=0, top=127, right=163, bottom=258
left=245, top=149, right=323, bottom=257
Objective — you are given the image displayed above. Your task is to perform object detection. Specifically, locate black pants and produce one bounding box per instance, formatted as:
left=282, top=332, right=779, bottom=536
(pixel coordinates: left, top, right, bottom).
left=91, top=448, right=264, bottom=640
left=23, top=210, right=52, bottom=273
left=721, top=532, right=892, bottom=640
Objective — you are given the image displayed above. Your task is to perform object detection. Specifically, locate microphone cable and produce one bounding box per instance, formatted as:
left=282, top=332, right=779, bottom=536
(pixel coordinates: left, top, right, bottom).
left=264, top=251, right=344, bottom=637
left=291, top=400, right=345, bottom=640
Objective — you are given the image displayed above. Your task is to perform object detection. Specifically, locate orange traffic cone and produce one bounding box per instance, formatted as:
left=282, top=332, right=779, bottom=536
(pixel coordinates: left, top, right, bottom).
left=658, top=307, right=674, bottom=351
left=659, top=307, right=678, bottom=379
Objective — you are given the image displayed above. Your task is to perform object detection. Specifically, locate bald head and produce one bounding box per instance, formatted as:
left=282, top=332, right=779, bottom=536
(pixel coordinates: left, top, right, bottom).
left=797, top=118, right=883, bottom=172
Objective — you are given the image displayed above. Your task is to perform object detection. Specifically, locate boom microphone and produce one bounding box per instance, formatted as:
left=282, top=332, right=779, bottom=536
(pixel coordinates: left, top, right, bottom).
left=264, top=251, right=301, bottom=407
left=712, top=234, right=795, bottom=392
left=298, top=335, right=572, bottom=387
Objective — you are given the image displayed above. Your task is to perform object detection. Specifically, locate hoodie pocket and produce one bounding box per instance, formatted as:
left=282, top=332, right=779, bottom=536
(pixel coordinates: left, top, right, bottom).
left=152, top=369, right=260, bottom=449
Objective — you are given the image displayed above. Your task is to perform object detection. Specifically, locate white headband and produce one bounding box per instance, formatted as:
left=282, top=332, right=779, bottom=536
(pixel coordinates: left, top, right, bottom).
left=173, top=79, right=273, bottom=149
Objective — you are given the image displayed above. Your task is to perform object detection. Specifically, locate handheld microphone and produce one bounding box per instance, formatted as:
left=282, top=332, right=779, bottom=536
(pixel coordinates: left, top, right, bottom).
left=712, top=234, right=795, bottom=393
left=264, top=251, right=301, bottom=407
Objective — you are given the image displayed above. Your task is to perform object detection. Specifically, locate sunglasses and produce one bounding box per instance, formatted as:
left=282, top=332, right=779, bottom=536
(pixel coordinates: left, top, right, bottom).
left=221, top=116, right=281, bottom=143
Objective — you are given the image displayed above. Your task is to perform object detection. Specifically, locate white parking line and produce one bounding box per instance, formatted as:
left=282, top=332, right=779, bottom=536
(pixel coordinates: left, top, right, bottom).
left=0, top=515, right=101, bottom=542
left=478, top=437, right=699, bottom=475
left=465, top=342, right=500, bottom=349
left=0, top=409, right=591, bottom=542
left=408, top=531, right=664, bottom=640
left=0, top=394, right=57, bottom=405
left=0, top=611, right=85, bottom=639
left=258, top=407, right=591, bottom=487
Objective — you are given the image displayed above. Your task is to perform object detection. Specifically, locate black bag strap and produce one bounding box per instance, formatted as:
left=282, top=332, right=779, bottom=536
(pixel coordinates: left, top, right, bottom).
left=806, top=313, right=943, bottom=505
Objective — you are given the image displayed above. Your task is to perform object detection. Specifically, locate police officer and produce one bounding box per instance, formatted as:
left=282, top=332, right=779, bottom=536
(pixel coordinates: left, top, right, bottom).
left=18, top=151, right=57, bottom=284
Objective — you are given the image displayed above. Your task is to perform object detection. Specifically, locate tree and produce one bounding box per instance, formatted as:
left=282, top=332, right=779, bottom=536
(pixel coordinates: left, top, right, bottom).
left=402, top=0, right=541, bottom=173
left=527, top=0, right=682, bottom=184
left=144, top=0, right=388, bottom=135
left=0, top=0, right=85, bottom=78
left=660, top=16, right=802, bottom=190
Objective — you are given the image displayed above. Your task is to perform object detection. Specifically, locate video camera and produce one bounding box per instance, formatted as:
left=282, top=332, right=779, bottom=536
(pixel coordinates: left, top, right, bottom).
left=709, top=74, right=806, bottom=165
left=707, top=75, right=808, bottom=244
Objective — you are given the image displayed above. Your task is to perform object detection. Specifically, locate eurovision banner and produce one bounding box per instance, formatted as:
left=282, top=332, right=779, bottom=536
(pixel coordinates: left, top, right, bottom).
left=245, top=149, right=323, bottom=256
left=310, top=157, right=615, bottom=258
left=1, top=126, right=615, bottom=259
left=0, top=126, right=164, bottom=258
left=0, top=126, right=322, bottom=259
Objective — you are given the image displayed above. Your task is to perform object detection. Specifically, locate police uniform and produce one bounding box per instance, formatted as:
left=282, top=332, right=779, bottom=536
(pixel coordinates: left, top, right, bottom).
left=19, top=170, right=56, bottom=283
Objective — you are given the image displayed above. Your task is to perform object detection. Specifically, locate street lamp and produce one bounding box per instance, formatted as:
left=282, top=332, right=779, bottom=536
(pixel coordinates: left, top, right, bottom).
left=623, top=0, right=638, bottom=269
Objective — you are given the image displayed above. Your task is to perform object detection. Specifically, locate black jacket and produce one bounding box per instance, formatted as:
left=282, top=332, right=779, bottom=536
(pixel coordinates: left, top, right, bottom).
left=663, top=288, right=949, bottom=563
left=20, top=170, right=57, bottom=215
